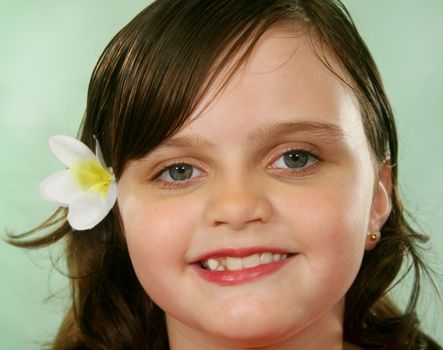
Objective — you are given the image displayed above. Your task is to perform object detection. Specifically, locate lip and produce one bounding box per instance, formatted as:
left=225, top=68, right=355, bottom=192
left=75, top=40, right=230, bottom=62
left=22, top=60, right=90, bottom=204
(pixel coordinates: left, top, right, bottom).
left=190, top=247, right=296, bottom=286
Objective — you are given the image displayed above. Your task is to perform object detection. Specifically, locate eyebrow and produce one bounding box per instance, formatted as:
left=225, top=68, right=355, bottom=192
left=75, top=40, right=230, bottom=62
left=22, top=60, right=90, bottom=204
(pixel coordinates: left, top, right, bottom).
left=155, top=120, right=345, bottom=151
left=247, top=121, right=345, bottom=143
left=156, top=135, right=216, bottom=150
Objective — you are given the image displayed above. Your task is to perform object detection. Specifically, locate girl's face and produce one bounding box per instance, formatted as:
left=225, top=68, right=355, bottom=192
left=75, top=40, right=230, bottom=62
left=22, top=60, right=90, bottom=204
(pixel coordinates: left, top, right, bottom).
left=118, top=30, right=390, bottom=348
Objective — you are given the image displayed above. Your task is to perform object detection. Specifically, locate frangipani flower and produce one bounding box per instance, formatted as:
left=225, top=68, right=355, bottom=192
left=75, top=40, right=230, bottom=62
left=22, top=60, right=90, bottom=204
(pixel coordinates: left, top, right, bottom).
left=40, top=135, right=117, bottom=230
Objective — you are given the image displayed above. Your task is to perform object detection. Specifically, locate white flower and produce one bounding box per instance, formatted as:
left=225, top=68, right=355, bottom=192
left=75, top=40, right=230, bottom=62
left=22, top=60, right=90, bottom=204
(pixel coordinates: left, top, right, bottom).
left=40, top=135, right=117, bottom=230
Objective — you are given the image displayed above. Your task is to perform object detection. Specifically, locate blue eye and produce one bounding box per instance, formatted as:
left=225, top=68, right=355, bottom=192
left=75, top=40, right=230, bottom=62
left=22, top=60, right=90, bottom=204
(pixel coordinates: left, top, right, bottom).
left=158, top=163, right=203, bottom=182
left=272, top=150, right=318, bottom=170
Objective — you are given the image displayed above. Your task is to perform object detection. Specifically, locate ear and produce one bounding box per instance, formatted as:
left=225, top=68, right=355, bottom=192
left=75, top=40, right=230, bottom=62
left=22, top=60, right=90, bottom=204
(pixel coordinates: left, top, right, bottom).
left=366, top=161, right=392, bottom=250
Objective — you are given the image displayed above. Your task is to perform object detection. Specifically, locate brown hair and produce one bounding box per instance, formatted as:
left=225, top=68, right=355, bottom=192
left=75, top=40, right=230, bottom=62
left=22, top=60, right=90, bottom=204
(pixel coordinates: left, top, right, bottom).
left=8, top=1, right=441, bottom=349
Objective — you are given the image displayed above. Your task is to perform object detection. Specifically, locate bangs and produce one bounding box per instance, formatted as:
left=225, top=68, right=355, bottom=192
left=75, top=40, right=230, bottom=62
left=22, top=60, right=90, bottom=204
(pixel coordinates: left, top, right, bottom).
left=80, top=0, right=394, bottom=181
left=80, top=0, right=299, bottom=178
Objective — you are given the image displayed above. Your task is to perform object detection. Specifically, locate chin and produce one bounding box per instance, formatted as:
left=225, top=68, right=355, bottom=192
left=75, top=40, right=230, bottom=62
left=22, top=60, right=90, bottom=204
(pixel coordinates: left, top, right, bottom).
left=203, top=311, right=298, bottom=348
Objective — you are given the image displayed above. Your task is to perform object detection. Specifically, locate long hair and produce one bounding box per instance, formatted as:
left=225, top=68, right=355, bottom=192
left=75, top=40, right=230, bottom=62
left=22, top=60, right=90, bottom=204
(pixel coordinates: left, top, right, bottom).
left=8, top=1, right=441, bottom=349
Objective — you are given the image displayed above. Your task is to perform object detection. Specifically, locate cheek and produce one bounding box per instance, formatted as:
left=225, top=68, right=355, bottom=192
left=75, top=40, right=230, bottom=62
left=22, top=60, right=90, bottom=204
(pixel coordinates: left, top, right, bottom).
left=121, top=194, right=192, bottom=249
left=276, top=178, right=373, bottom=278
left=118, top=194, right=199, bottom=300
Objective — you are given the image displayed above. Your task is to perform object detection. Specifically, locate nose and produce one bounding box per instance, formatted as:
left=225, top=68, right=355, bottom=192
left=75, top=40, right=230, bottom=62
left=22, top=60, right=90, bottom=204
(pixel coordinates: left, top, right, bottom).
left=204, top=177, right=273, bottom=230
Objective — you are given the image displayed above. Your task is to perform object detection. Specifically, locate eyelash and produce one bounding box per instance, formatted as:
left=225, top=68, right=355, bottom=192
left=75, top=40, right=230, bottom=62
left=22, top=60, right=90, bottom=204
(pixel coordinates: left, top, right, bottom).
left=268, top=148, right=320, bottom=176
left=152, top=162, right=205, bottom=189
left=152, top=148, right=321, bottom=189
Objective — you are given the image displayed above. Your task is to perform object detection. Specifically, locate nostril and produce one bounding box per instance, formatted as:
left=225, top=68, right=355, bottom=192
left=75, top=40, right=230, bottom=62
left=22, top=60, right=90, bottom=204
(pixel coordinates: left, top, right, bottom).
left=205, top=192, right=273, bottom=230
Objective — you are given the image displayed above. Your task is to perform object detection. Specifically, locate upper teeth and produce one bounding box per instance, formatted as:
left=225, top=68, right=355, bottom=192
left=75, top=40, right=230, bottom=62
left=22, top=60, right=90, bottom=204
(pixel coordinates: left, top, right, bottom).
left=202, top=252, right=288, bottom=271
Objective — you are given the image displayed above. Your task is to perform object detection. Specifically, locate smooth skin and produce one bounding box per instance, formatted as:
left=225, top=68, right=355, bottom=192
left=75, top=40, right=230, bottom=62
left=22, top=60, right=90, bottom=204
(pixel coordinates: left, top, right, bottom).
left=117, top=28, right=391, bottom=350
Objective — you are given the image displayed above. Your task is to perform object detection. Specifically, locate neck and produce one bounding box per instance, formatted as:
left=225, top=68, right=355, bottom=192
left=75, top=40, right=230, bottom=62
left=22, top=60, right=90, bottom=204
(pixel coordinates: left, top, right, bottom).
left=167, top=301, right=353, bottom=350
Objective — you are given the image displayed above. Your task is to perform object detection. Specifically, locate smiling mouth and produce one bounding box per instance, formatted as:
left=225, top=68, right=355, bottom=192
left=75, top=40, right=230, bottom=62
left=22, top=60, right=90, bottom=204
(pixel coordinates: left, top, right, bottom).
left=200, top=252, right=291, bottom=271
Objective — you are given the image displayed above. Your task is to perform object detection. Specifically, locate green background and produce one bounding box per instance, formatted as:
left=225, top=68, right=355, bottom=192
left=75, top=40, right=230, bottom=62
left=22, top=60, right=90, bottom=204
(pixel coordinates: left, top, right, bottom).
left=1, top=1, right=442, bottom=348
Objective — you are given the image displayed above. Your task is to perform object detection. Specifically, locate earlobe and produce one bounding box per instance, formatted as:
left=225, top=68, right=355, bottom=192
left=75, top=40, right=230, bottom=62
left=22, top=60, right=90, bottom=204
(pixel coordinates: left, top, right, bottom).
left=366, top=161, right=392, bottom=251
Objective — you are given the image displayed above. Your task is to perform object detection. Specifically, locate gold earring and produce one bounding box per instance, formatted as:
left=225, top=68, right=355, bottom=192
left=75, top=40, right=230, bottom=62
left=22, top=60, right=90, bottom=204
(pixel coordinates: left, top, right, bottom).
left=365, top=232, right=381, bottom=251
left=369, top=232, right=379, bottom=241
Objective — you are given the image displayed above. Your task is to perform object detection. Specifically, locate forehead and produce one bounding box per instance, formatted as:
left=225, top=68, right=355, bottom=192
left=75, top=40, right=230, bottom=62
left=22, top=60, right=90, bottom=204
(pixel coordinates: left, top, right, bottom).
left=174, top=29, right=365, bottom=148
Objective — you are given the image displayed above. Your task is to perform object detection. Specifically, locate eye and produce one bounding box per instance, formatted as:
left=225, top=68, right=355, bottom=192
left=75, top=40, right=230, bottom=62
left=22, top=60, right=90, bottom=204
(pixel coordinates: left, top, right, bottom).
left=157, top=163, right=203, bottom=183
left=271, top=149, right=319, bottom=171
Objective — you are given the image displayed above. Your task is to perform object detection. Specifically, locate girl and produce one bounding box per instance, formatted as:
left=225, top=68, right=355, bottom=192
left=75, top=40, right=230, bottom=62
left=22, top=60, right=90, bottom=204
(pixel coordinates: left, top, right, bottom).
left=9, top=0, right=442, bottom=349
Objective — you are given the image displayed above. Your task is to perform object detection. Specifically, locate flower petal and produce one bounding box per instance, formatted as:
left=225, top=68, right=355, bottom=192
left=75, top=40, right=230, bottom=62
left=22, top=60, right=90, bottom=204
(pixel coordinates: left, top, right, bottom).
left=49, top=135, right=95, bottom=168
left=40, top=170, right=81, bottom=206
left=105, top=182, right=118, bottom=211
left=94, top=136, right=108, bottom=169
left=67, top=190, right=115, bottom=230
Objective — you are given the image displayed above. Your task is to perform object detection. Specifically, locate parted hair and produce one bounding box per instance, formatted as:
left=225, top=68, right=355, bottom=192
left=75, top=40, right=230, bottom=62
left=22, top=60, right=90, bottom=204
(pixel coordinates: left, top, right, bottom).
left=8, top=1, right=441, bottom=349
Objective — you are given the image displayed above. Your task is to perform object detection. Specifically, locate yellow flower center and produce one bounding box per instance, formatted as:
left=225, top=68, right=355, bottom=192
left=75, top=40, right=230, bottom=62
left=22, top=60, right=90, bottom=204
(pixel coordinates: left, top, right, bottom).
left=71, top=159, right=112, bottom=199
